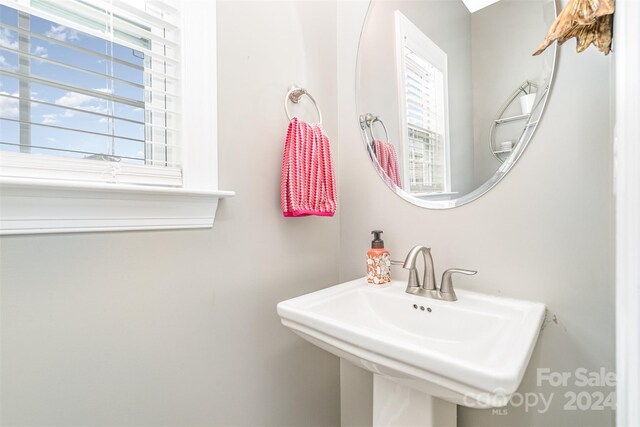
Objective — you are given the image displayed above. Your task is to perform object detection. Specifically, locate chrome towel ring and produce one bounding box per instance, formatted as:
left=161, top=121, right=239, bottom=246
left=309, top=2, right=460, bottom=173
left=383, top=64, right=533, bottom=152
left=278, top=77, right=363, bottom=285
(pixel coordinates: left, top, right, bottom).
left=284, top=86, right=322, bottom=125
left=359, top=113, right=389, bottom=144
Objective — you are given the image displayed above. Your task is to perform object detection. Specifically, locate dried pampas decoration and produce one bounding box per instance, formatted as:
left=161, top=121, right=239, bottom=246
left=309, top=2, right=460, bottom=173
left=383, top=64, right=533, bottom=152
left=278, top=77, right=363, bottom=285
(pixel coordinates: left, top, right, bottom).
left=533, top=0, right=614, bottom=56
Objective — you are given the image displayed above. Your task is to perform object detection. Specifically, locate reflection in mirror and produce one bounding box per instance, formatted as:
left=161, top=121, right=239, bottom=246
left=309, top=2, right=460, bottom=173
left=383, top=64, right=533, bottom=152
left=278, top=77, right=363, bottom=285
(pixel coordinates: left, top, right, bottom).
left=357, top=0, right=557, bottom=208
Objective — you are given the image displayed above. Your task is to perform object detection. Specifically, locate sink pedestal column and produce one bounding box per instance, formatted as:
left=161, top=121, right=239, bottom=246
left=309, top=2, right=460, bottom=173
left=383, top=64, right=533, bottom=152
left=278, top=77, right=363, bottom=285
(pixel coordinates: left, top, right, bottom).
left=373, top=375, right=456, bottom=427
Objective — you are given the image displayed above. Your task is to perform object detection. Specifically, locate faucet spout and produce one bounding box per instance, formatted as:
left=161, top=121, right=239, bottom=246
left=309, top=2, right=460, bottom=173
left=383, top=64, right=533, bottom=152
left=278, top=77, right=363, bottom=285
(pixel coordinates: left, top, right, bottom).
left=399, top=245, right=477, bottom=302
left=402, top=245, right=437, bottom=291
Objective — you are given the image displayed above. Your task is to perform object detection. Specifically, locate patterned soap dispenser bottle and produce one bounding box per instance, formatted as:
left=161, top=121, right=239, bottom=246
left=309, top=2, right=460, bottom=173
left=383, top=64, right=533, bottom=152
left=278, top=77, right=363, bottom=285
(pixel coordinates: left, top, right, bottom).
left=367, top=230, right=391, bottom=286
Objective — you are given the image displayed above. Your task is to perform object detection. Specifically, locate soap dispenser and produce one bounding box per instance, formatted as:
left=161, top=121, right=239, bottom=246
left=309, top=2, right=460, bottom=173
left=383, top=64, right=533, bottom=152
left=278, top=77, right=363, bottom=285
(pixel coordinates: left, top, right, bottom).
left=367, top=230, right=391, bottom=285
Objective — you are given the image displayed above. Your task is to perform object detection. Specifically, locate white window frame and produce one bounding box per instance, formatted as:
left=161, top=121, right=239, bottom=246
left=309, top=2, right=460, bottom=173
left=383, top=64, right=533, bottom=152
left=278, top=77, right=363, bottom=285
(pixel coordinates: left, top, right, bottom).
left=394, top=10, right=451, bottom=194
left=0, top=1, right=234, bottom=235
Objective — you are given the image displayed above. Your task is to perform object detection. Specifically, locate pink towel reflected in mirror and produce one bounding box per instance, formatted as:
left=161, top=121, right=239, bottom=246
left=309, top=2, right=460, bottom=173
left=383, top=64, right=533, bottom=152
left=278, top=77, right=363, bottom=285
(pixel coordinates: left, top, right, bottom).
left=374, top=140, right=402, bottom=188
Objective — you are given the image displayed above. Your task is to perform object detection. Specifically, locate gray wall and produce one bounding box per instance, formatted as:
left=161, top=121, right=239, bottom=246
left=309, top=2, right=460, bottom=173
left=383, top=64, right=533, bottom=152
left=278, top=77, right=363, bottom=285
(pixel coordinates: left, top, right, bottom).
left=338, top=1, right=614, bottom=426
left=0, top=2, right=340, bottom=426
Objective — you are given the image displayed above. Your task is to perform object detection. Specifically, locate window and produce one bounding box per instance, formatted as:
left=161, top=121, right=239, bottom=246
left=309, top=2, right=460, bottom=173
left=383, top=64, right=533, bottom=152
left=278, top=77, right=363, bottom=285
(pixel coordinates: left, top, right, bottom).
left=0, top=0, right=180, bottom=185
left=395, top=11, right=450, bottom=195
left=0, top=1, right=233, bottom=234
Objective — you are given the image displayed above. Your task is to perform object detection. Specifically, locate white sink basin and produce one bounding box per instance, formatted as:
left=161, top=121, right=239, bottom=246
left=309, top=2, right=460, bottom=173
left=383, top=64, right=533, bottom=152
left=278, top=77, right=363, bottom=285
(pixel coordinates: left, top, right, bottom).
left=277, top=278, right=545, bottom=408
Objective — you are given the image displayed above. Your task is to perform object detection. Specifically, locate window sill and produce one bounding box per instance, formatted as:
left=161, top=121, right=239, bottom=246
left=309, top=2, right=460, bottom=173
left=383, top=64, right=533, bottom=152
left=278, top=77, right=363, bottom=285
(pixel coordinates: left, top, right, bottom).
left=411, top=191, right=459, bottom=197
left=0, top=177, right=235, bottom=235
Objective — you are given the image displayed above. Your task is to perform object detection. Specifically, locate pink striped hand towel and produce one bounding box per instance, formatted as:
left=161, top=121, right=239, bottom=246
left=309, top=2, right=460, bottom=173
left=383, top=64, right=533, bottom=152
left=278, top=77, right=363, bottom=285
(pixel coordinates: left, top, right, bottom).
left=374, top=140, right=402, bottom=188
left=281, top=117, right=337, bottom=217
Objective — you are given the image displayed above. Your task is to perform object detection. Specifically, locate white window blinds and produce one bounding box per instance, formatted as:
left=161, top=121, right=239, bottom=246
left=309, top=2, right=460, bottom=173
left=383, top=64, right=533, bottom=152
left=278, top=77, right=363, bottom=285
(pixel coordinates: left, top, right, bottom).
left=0, top=0, right=181, bottom=185
left=403, top=46, right=446, bottom=193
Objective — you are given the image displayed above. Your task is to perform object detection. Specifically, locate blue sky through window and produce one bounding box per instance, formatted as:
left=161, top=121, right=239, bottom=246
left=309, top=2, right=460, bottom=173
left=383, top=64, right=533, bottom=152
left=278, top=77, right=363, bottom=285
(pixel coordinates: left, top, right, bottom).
left=0, top=4, right=148, bottom=164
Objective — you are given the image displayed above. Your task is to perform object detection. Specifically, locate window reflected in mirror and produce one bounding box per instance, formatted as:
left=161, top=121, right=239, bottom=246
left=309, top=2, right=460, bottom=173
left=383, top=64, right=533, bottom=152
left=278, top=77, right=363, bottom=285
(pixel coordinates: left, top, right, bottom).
left=396, top=11, right=450, bottom=196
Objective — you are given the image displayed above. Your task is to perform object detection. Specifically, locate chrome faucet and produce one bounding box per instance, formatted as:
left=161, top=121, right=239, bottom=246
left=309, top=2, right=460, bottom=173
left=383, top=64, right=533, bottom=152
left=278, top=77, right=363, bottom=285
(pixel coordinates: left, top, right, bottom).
left=402, top=246, right=437, bottom=291
left=401, top=245, right=477, bottom=301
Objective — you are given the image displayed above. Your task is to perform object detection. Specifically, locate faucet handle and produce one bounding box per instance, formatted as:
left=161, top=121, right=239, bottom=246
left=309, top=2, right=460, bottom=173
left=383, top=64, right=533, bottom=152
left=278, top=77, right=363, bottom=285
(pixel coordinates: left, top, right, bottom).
left=440, top=268, right=477, bottom=301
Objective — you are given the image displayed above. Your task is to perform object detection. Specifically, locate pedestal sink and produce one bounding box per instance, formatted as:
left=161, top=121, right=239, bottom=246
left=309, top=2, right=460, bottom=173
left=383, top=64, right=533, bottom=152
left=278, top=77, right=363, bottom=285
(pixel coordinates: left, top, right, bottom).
left=277, top=278, right=545, bottom=426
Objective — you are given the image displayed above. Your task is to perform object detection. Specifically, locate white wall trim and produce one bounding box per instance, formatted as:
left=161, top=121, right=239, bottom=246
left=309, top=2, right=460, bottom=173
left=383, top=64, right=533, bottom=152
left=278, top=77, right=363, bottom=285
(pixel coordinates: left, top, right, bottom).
left=0, top=177, right=235, bottom=235
left=615, top=1, right=640, bottom=425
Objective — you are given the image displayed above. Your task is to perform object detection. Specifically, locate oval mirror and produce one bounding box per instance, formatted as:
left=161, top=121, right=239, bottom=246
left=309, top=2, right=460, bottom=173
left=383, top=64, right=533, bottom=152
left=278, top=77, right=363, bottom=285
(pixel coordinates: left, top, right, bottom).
left=356, top=0, right=557, bottom=209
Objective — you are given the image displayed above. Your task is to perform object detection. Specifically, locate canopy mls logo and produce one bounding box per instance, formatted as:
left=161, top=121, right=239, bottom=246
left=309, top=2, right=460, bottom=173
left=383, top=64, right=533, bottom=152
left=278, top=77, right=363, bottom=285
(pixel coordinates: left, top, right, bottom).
left=463, top=388, right=554, bottom=415
left=466, top=368, right=616, bottom=415
left=537, top=368, right=616, bottom=388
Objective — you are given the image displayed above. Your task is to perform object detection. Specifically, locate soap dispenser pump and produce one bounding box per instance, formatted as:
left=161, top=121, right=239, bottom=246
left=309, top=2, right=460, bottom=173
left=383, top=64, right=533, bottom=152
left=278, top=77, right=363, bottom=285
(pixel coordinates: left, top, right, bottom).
left=367, top=230, right=391, bottom=285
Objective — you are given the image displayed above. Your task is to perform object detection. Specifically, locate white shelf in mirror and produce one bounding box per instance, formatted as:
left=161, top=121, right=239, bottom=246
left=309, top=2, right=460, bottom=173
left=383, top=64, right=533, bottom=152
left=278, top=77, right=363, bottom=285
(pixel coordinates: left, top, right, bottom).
left=493, top=148, right=514, bottom=155
left=494, top=113, right=530, bottom=124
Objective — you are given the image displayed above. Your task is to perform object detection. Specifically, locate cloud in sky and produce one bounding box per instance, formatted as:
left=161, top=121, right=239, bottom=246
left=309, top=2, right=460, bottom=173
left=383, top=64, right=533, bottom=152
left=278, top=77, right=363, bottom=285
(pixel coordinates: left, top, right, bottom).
left=45, top=25, right=80, bottom=43
left=41, top=113, right=58, bottom=125
left=54, top=91, right=109, bottom=115
left=0, top=28, right=18, bottom=50
left=0, top=53, right=19, bottom=71
left=0, top=91, right=19, bottom=119
left=39, top=89, right=112, bottom=126
left=55, top=91, right=95, bottom=109
left=33, top=46, right=48, bottom=58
